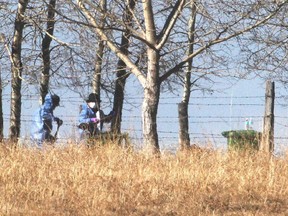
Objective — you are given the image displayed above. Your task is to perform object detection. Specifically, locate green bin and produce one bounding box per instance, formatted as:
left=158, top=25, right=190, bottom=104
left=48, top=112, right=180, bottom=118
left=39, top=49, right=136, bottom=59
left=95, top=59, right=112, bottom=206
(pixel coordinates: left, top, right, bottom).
left=222, top=130, right=261, bottom=150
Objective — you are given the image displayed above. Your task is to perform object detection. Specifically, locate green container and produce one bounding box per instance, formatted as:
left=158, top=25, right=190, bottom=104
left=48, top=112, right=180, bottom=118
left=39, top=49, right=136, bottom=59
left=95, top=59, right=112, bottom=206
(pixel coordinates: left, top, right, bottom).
left=222, top=130, right=261, bottom=150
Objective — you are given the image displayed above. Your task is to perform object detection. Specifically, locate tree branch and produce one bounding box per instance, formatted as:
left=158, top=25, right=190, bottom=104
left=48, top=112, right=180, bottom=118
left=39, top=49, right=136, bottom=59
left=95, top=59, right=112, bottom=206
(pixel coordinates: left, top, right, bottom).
left=159, top=2, right=287, bottom=83
left=77, top=0, right=146, bottom=87
left=156, top=0, right=186, bottom=50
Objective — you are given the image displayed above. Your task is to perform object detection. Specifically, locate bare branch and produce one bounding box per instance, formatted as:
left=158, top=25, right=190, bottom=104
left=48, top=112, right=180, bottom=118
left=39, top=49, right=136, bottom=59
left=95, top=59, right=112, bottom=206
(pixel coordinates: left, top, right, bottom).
left=77, top=0, right=146, bottom=87
left=160, top=1, right=287, bottom=83
left=156, top=0, right=186, bottom=50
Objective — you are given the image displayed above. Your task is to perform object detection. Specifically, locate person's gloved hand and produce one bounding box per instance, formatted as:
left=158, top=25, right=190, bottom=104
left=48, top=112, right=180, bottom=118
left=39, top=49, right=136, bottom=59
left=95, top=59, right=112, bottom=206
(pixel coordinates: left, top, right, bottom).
left=54, top=117, right=63, bottom=126
left=90, top=118, right=99, bottom=123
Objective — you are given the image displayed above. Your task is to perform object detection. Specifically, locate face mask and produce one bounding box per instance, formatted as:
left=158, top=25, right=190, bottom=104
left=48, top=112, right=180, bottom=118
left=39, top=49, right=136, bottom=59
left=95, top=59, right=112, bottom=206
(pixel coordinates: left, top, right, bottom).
left=88, top=102, right=96, bottom=109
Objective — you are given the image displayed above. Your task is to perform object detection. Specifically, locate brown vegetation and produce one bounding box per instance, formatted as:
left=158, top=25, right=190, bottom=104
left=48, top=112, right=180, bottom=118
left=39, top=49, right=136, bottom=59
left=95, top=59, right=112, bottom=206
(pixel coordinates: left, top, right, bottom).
left=0, top=143, right=288, bottom=215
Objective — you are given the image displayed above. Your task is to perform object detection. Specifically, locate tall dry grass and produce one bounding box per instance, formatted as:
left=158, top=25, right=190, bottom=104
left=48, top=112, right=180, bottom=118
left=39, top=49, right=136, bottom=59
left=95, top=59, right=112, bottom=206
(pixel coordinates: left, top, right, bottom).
left=0, top=142, right=288, bottom=215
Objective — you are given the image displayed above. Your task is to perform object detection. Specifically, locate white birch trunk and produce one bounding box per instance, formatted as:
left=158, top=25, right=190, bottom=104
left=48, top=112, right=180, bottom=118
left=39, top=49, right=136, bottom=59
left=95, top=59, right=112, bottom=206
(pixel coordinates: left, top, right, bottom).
left=142, top=49, right=160, bottom=154
left=178, top=1, right=197, bottom=150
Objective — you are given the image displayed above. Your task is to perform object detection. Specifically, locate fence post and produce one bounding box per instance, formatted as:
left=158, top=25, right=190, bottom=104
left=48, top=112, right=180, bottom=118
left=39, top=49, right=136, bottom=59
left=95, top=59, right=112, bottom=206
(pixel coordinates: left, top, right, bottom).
left=260, top=80, right=275, bottom=153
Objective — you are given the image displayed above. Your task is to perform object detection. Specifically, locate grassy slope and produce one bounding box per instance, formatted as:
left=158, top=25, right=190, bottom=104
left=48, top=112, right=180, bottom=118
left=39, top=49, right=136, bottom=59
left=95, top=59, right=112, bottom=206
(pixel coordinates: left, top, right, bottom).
left=0, top=143, right=288, bottom=215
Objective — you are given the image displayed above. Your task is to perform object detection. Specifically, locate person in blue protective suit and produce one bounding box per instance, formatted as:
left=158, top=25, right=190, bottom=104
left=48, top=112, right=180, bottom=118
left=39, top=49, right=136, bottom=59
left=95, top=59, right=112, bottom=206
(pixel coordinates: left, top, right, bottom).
left=78, top=93, right=114, bottom=140
left=30, top=93, right=63, bottom=148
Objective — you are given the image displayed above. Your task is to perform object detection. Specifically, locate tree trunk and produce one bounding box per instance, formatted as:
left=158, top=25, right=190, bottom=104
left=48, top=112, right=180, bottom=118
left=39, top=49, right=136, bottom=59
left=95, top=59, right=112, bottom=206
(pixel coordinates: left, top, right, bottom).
left=142, top=82, right=160, bottom=155
left=0, top=34, right=6, bottom=142
left=142, top=49, right=160, bottom=154
left=111, top=0, right=135, bottom=134
left=112, top=67, right=128, bottom=134
left=178, top=1, right=197, bottom=150
left=92, top=0, right=106, bottom=96
left=9, top=0, right=29, bottom=142
left=141, top=0, right=161, bottom=154
left=93, top=41, right=104, bottom=96
left=178, top=102, right=190, bottom=150
left=41, top=0, right=56, bottom=103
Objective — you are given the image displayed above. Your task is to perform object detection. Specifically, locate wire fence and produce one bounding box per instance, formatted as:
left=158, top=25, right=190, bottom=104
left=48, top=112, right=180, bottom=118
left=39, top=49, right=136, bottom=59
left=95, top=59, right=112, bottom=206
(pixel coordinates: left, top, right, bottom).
left=2, top=94, right=288, bottom=151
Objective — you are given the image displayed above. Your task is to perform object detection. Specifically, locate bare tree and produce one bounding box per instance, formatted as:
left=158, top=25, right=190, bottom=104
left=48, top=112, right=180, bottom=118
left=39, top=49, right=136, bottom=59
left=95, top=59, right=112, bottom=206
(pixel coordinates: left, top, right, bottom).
left=0, top=2, right=15, bottom=142
left=40, top=0, right=57, bottom=103
left=237, top=2, right=288, bottom=83
left=0, top=34, right=6, bottom=142
left=92, top=0, right=106, bottom=96
left=178, top=0, right=197, bottom=150
left=0, top=34, right=9, bottom=142
left=9, top=0, right=29, bottom=142
left=72, top=0, right=287, bottom=155
left=111, top=0, right=136, bottom=134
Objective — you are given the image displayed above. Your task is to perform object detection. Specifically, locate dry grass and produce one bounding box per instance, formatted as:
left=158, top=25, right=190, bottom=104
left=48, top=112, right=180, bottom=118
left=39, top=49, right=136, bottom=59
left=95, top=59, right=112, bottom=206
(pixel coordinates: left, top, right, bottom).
left=0, top=142, right=288, bottom=215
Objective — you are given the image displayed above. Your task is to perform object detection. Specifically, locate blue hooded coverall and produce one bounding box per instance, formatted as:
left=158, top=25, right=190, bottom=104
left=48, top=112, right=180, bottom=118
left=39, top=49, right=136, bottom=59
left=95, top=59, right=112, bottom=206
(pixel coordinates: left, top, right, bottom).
left=78, top=103, right=103, bottom=140
left=30, top=94, right=58, bottom=148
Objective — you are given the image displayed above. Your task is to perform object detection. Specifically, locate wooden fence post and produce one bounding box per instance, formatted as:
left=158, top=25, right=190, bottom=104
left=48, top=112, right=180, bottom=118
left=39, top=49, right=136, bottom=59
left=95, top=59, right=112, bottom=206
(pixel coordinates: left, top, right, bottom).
left=260, top=81, right=275, bottom=153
